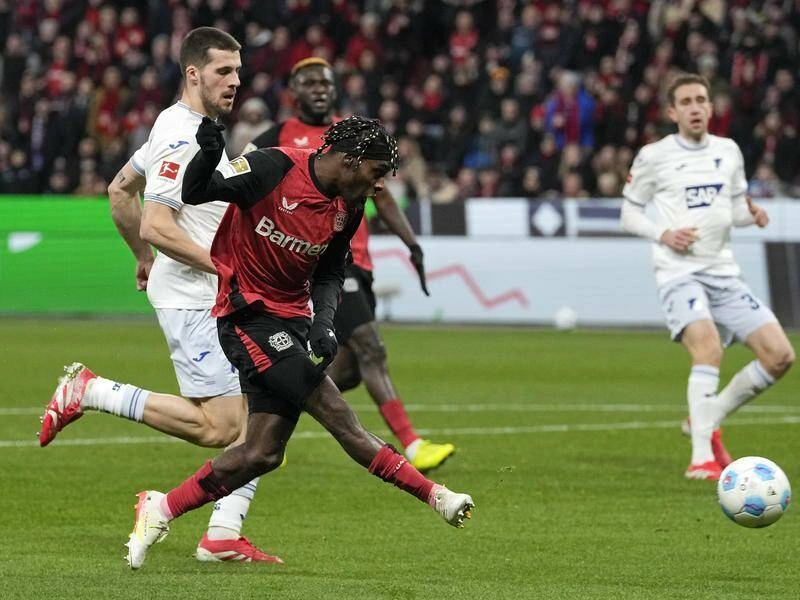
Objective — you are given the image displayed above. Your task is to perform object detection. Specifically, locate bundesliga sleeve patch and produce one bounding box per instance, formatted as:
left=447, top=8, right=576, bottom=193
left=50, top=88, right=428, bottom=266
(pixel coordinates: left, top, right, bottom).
left=158, top=160, right=181, bottom=180
left=222, top=156, right=251, bottom=179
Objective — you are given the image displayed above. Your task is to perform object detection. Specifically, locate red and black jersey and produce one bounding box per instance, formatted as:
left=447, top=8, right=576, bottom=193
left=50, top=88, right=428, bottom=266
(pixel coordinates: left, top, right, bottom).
left=252, top=117, right=373, bottom=272
left=182, top=145, right=362, bottom=320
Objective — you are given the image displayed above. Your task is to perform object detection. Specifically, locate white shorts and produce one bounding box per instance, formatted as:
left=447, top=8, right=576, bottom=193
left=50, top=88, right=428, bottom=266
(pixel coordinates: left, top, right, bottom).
left=658, top=273, right=778, bottom=346
left=155, top=308, right=241, bottom=398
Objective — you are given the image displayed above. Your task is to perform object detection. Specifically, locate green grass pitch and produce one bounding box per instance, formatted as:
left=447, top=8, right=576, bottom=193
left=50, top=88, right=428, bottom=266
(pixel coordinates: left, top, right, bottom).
left=0, top=318, right=797, bottom=599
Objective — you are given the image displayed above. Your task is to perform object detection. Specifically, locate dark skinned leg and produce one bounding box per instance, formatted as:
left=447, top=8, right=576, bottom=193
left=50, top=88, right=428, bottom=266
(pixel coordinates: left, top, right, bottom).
left=303, top=376, right=384, bottom=466
left=210, top=409, right=297, bottom=491
left=326, top=344, right=362, bottom=392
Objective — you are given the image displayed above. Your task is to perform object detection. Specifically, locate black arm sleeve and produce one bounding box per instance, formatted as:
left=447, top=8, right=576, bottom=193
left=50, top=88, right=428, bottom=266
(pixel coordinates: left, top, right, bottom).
left=182, top=148, right=294, bottom=209
left=310, top=211, right=363, bottom=328
left=251, top=123, right=282, bottom=149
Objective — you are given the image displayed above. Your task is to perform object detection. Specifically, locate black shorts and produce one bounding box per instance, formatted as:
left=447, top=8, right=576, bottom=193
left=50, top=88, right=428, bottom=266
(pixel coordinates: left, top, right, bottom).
left=217, top=308, right=326, bottom=421
left=334, top=264, right=376, bottom=342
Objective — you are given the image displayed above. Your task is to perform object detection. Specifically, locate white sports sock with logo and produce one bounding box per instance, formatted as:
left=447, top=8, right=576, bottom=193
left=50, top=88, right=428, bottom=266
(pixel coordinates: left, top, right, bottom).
left=207, top=478, right=259, bottom=539
left=716, top=360, right=776, bottom=425
left=83, top=377, right=148, bottom=422
left=687, top=365, right=721, bottom=464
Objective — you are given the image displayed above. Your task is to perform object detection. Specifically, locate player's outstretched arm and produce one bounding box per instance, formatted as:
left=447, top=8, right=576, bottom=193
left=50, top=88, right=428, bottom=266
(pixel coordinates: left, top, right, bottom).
left=108, top=162, right=154, bottom=290
left=373, top=189, right=429, bottom=296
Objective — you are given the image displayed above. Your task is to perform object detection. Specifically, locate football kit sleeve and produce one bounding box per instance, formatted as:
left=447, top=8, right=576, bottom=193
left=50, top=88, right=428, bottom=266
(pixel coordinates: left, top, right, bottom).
left=311, top=213, right=362, bottom=326
left=182, top=148, right=294, bottom=209
left=130, top=141, right=149, bottom=176
left=143, top=132, right=199, bottom=212
left=730, top=144, right=755, bottom=227
left=308, top=210, right=364, bottom=364
left=622, top=146, right=656, bottom=207
left=621, top=146, right=665, bottom=241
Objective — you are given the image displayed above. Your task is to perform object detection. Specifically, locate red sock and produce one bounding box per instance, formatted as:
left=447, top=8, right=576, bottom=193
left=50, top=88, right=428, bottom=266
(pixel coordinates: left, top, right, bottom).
left=164, top=460, right=230, bottom=519
left=378, top=399, right=418, bottom=448
left=368, top=444, right=434, bottom=503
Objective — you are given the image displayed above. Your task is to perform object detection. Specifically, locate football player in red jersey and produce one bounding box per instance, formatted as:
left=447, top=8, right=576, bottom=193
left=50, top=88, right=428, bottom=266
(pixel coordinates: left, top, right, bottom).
left=248, top=58, right=455, bottom=472
left=124, top=116, right=474, bottom=570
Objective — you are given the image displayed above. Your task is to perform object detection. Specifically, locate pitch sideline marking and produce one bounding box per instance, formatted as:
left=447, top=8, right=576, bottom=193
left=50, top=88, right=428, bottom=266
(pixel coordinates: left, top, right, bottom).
left=3, top=403, right=800, bottom=416
left=2, top=415, right=800, bottom=448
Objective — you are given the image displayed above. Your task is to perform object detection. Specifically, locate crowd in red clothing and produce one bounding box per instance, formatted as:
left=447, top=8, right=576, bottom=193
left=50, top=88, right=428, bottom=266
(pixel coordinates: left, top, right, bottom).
left=0, top=0, right=798, bottom=200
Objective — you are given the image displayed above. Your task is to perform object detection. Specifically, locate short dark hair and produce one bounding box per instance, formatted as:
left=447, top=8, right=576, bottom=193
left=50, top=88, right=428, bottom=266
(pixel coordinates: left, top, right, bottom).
left=319, top=116, right=399, bottom=175
left=179, top=27, right=241, bottom=78
left=667, top=73, right=711, bottom=105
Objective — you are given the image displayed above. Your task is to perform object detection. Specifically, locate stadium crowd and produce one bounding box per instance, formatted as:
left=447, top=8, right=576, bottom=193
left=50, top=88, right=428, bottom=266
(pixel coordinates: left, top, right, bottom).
left=0, top=0, right=798, bottom=200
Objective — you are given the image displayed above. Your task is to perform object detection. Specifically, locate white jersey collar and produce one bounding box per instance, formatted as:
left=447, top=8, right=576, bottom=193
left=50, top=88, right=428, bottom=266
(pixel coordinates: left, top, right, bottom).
left=673, top=133, right=709, bottom=151
left=176, top=101, right=208, bottom=119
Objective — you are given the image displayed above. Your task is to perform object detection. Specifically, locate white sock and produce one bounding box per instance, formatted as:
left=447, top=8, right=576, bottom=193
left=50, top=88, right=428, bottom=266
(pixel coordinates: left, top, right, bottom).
left=206, top=478, right=259, bottom=539
left=717, top=360, right=775, bottom=424
left=405, top=438, right=422, bottom=460
left=687, top=365, right=721, bottom=465
left=83, top=376, right=148, bottom=422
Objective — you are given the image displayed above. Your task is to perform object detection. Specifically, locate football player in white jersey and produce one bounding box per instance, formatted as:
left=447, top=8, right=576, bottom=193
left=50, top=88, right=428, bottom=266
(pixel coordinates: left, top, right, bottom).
left=621, top=73, right=795, bottom=481
left=39, top=27, right=282, bottom=563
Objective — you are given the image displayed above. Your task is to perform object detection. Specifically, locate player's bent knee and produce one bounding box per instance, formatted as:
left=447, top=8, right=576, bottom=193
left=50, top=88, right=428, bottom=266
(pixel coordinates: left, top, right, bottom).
left=242, top=448, right=285, bottom=476
left=355, top=340, right=387, bottom=371
left=691, top=345, right=722, bottom=366
left=194, top=422, right=241, bottom=448
left=765, top=346, right=795, bottom=378
left=332, top=367, right=361, bottom=392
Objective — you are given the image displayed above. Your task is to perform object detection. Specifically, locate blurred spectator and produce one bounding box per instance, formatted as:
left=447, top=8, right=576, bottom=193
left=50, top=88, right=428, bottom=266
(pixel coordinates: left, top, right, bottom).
left=345, top=12, right=382, bottom=68
left=562, top=171, right=590, bottom=198
left=596, top=171, right=623, bottom=197
left=509, top=5, right=538, bottom=67
left=88, top=66, right=128, bottom=149
left=476, top=168, right=500, bottom=198
left=708, top=91, right=733, bottom=137
left=749, top=163, right=786, bottom=198
left=228, top=97, right=272, bottom=158
left=1, top=34, right=28, bottom=97
left=544, top=71, right=595, bottom=150
left=397, top=135, right=428, bottom=202
left=1, top=148, right=36, bottom=193
left=493, top=97, right=527, bottom=150
left=455, top=167, right=478, bottom=201
left=339, top=72, right=369, bottom=118
left=425, top=168, right=459, bottom=204
left=516, top=165, right=543, bottom=197
left=438, top=103, right=472, bottom=175
left=462, top=113, right=498, bottom=170
left=0, top=0, right=797, bottom=199
left=496, top=143, right=522, bottom=197
left=448, top=10, right=479, bottom=66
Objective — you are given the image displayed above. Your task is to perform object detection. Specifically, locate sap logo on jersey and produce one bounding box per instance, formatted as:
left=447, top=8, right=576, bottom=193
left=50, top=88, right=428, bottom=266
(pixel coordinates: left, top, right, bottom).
left=255, top=216, right=329, bottom=256
left=158, top=161, right=181, bottom=180
left=684, top=183, right=723, bottom=209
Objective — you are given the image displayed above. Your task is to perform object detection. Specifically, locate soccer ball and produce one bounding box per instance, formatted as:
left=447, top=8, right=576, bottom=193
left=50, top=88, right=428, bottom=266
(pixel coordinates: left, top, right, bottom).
left=717, top=456, right=791, bottom=528
left=553, top=306, right=578, bottom=331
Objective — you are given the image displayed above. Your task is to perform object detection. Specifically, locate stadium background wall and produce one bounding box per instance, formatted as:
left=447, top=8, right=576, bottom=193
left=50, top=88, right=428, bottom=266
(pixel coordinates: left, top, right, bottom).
left=1, top=197, right=797, bottom=327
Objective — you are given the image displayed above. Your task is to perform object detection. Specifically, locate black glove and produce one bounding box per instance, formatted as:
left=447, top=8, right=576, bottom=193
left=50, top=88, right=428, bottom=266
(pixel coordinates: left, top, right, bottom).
left=196, top=116, right=226, bottom=154
left=409, top=243, right=430, bottom=296
left=309, top=323, right=338, bottom=366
